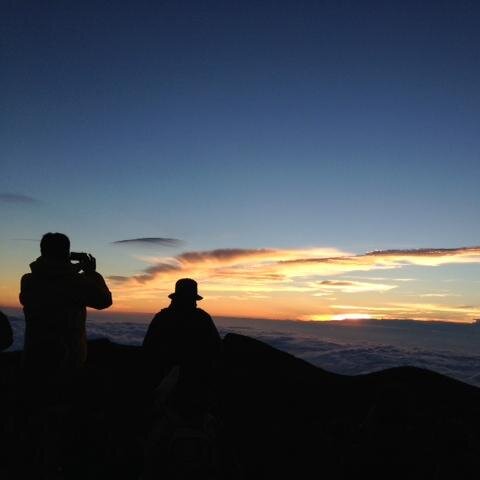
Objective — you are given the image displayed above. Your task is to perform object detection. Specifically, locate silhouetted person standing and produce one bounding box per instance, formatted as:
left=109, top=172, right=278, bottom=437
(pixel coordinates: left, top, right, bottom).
left=143, top=278, right=221, bottom=408
left=0, top=310, right=13, bottom=352
left=19, top=232, right=112, bottom=370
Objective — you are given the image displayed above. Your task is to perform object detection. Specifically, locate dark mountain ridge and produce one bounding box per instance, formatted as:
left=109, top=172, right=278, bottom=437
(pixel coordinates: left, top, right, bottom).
left=1, top=334, right=480, bottom=479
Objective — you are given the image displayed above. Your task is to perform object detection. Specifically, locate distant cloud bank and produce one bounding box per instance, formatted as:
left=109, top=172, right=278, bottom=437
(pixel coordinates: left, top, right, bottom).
left=6, top=314, right=480, bottom=388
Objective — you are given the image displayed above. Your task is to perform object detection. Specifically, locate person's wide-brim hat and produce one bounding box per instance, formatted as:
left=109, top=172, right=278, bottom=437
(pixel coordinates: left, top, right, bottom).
left=168, top=278, right=203, bottom=300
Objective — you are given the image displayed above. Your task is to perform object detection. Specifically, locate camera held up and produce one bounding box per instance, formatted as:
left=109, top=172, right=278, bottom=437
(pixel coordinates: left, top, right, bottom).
left=70, top=252, right=96, bottom=273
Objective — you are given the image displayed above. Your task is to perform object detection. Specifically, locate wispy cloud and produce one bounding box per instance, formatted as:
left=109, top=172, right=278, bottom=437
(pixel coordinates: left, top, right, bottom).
left=134, top=262, right=182, bottom=284
left=366, top=247, right=480, bottom=257
left=178, top=248, right=275, bottom=263
left=280, top=246, right=480, bottom=269
left=107, top=275, right=131, bottom=283
left=112, top=237, right=182, bottom=247
left=420, top=293, right=454, bottom=298
left=106, top=245, right=480, bottom=319
left=0, top=193, right=39, bottom=204
left=112, top=245, right=480, bottom=288
left=317, top=280, right=397, bottom=293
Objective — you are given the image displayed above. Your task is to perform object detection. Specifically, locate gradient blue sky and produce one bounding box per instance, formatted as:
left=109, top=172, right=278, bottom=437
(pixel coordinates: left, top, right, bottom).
left=1, top=1, right=479, bottom=319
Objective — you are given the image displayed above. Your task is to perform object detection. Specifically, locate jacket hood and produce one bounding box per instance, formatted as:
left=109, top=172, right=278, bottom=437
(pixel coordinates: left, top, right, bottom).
left=29, top=256, right=81, bottom=278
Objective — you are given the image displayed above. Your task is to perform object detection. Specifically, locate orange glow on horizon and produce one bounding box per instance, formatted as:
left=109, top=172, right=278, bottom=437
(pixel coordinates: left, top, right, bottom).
left=331, top=313, right=373, bottom=321
left=2, top=245, right=479, bottom=323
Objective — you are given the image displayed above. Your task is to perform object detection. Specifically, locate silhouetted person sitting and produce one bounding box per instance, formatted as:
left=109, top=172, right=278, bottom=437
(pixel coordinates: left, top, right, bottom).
left=0, top=310, right=13, bottom=352
left=19, top=232, right=112, bottom=371
left=143, top=278, right=221, bottom=411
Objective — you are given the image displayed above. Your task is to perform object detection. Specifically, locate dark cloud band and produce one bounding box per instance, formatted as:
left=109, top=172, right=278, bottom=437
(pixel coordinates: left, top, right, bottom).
left=107, top=275, right=131, bottom=283
left=112, top=237, right=182, bottom=247
left=134, top=262, right=182, bottom=284
left=366, top=247, right=480, bottom=257
left=280, top=246, right=480, bottom=265
left=0, top=193, right=39, bottom=204
left=178, top=248, right=274, bottom=263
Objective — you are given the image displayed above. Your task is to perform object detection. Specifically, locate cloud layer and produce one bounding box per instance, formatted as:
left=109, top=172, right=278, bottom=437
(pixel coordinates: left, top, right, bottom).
left=7, top=314, right=480, bottom=388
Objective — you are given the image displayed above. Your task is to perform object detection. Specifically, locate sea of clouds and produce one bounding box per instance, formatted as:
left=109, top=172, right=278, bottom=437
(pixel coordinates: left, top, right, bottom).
left=4, top=308, right=480, bottom=387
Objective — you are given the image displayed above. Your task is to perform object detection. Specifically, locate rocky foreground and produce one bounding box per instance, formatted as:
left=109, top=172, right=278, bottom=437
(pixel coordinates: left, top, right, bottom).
left=1, top=333, right=480, bottom=479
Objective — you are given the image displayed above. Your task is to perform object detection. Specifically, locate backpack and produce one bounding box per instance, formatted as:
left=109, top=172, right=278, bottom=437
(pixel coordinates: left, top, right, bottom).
left=143, top=406, right=221, bottom=480
left=143, top=367, right=221, bottom=480
left=167, top=409, right=220, bottom=479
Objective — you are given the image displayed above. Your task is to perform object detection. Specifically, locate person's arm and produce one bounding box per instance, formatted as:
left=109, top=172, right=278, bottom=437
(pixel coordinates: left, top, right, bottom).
left=71, top=255, right=112, bottom=309
left=19, top=273, right=36, bottom=306
left=79, top=271, right=113, bottom=310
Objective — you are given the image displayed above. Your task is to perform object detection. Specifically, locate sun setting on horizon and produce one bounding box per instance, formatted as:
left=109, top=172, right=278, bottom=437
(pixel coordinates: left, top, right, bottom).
left=331, top=313, right=373, bottom=321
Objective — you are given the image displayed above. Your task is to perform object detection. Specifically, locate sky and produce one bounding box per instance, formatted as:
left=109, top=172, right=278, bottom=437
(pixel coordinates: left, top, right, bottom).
left=1, top=0, right=479, bottom=321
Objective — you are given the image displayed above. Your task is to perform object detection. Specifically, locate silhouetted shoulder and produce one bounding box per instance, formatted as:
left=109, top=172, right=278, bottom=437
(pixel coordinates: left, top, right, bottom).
left=20, top=273, right=32, bottom=282
left=195, top=308, right=221, bottom=345
left=19, top=272, right=36, bottom=306
left=0, top=311, right=13, bottom=352
left=142, top=309, right=172, bottom=349
left=19, top=272, right=32, bottom=289
left=150, top=308, right=171, bottom=323
left=196, top=308, right=213, bottom=319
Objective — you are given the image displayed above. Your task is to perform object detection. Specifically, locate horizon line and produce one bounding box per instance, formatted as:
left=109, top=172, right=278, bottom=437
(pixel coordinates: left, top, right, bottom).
left=2, top=305, right=476, bottom=325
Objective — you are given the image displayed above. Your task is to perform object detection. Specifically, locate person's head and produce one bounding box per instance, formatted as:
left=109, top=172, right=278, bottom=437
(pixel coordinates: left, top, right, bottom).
left=168, top=278, right=203, bottom=308
left=40, top=232, right=70, bottom=262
